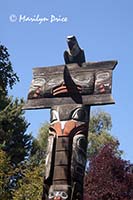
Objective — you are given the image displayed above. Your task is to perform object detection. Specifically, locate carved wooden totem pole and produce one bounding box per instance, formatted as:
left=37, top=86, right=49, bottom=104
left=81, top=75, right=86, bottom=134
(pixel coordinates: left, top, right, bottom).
left=24, top=36, right=117, bottom=200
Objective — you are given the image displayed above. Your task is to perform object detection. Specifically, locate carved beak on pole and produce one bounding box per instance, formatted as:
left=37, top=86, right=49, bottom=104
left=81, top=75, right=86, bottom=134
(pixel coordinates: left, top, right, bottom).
left=64, top=65, right=82, bottom=103
left=67, top=35, right=79, bottom=51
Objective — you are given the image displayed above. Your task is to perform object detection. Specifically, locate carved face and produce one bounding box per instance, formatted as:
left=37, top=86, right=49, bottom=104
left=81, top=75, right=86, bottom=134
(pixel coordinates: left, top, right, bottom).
left=50, top=106, right=89, bottom=137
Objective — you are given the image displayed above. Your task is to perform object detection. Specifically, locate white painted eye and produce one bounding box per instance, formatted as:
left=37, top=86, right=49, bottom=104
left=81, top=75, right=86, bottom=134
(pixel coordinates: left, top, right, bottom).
left=72, top=108, right=88, bottom=122
left=96, top=72, right=110, bottom=81
left=72, top=109, right=79, bottom=120
left=50, top=109, right=59, bottom=123
left=48, top=192, right=54, bottom=199
left=60, top=191, right=68, bottom=199
left=33, top=78, right=46, bottom=87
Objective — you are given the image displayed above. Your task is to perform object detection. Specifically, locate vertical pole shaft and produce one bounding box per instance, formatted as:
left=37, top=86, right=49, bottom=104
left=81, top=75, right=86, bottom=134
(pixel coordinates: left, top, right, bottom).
left=43, top=105, right=90, bottom=200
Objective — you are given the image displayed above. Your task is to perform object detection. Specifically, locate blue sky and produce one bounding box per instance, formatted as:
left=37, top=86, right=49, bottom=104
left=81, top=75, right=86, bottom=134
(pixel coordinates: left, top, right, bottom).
left=1, top=0, right=133, bottom=162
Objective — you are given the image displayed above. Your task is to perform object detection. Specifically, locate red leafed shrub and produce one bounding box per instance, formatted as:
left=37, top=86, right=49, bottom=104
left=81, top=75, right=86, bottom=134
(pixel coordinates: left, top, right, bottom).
left=84, top=143, right=133, bottom=200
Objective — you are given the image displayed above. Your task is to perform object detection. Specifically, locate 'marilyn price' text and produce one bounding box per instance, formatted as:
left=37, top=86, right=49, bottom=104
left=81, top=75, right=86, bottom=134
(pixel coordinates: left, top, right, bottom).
left=19, top=14, right=68, bottom=24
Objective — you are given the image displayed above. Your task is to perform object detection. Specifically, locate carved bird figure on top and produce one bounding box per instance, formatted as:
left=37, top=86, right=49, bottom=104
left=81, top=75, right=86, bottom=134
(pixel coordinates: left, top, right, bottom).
left=64, top=35, right=85, bottom=65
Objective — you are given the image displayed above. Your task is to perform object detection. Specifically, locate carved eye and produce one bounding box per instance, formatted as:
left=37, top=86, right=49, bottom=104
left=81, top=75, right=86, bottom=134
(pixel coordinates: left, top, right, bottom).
left=50, top=110, right=59, bottom=123
left=72, top=108, right=88, bottom=122
left=60, top=192, right=68, bottom=199
left=48, top=192, right=54, bottom=199
left=32, top=78, right=46, bottom=87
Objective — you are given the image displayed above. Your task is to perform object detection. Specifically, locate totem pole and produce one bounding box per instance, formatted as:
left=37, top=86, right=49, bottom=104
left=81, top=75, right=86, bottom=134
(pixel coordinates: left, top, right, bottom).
left=24, top=36, right=117, bottom=200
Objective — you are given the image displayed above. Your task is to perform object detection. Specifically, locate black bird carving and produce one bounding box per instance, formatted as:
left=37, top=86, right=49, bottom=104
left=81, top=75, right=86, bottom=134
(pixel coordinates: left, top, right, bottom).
left=64, top=35, right=85, bottom=64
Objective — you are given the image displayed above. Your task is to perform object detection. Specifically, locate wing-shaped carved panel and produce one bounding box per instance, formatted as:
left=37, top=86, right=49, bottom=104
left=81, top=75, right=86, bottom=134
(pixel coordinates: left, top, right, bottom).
left=24, top=60, right=117, bottom=109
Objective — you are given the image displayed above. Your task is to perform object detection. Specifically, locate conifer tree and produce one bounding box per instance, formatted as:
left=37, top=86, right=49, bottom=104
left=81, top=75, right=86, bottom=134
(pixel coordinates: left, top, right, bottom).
left=0, top=44, right=32, bottom=166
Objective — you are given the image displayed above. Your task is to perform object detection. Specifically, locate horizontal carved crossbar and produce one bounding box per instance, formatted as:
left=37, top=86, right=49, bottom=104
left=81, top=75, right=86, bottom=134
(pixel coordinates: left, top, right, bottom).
left=23, top=94, right=115, bottom=110
left=23, top=60, right=117, bottom=110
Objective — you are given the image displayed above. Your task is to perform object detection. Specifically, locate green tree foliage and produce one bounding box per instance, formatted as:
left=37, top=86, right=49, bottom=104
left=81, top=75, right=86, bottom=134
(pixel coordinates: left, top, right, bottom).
left=0, top=44, right=32, bottom=166
left=0, top=44, right=19, bottom=93
left=13, top=122, right=49, bottom=200
left=0, top=44, right=19, bottom=111
left=30, top=122, right=49, bottom=165
left=36, top=122, right=49, bottom=151
left=0, top=149, right=13, bottom=199
left=13, top=163, right=44, bottom=200
left=88, top=109, right=122, bottom=159
left=0, top=45, right=31, bottom=165
left=0, top=98, right=32, bottom=165
left=84, top=143, right=133, bottom=200
left=0, top=44, right=32, bottom=199
left=89, top=109, right=112, bottom=134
